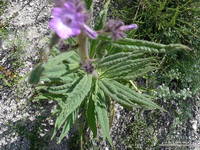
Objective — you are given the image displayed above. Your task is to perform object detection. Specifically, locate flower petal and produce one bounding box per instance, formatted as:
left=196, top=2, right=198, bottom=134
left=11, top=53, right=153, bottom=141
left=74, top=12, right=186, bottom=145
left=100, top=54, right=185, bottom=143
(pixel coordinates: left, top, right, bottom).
left=64, top=1, right=76, bottom=11
left=71, top=27, right=81, bottom=36
left=119, top=24, right=138, bottom=31
left=82, top=24, right=98, bottom=39
left=49, top=18, right=80, bottom=39
left=52, top=8, right=63, bottom=17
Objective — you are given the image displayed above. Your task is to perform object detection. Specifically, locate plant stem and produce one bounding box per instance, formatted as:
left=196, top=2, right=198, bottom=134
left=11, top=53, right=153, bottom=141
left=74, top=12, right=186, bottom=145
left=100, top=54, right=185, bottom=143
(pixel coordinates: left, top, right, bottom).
left=77, top=33, right=90, bottom=64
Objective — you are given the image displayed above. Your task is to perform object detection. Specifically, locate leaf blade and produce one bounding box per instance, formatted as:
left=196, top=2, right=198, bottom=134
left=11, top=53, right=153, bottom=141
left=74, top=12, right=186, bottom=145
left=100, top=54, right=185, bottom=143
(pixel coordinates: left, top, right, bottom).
left=95, top=89, right=112, bottom=145
left=53, top=74, right=93, bottom=137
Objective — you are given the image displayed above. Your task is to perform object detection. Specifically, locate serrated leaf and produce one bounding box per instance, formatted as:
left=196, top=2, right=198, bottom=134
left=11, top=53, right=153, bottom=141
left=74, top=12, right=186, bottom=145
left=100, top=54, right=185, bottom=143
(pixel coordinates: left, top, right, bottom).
left=35, top=92, right=64, bottom=102
left=91, top=40, right=111, bottom=59
left=47, top=76, right=81, bottom=95
left=45, top=51, right=79, bottom=68
left=86, top=98, right=97, bottom=137
left=98, top=37, right=190, bottom=54
left=165, top=44, right=191, bottom=51
left=98, top=52, right=132, bottom=65
left=108, top=64, right=156, bottom=79
left=97, top=36, right=165, bottom=50
left=122, top=66, right=157, bottom=80
left=99, top=80, right=137, bottom=108
left=97, top=52, right=143, bottom=69
left=114, top=38, right=166, bottom=50
left=57, top=110, right=77, bottom=143
left=53, top=74, right=93, bottom=136
left=95, top=89, right=112, bottom=145
left=102, top=58, right=155, bottom=77
left=90, top=40, right=100, bottom=58
left=43, top=64, right=67, bottom=73
left=102, top=78, right=164, bottom=110
left=112, top=43, right=161, bottom=53
left=29, top=51, right=80, bottom=84
left=40, top=71, right=67, bottom=81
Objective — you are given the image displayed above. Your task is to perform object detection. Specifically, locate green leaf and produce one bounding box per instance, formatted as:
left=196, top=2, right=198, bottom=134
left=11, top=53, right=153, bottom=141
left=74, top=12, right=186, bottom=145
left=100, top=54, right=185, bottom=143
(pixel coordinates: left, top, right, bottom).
left=86, top=98, right=97, bottom=137
left=57, top=110, right=77, bottom=143
left=97, top=51, right=143, bottom=69
left=102, top=78, right=164, bottom=110
left=95, top=0, right=111, bottom=30
left=84, top=0, right=93, bottom=9
left=98, top=37, right=190, bottom=53
left=40, top=63, right=79, bottom=81
left=47, top=76, right=81, bottom=95
left=29, top=51, right=80, bottom=83
left=45, top=51, right=79, bottom=68
left=95, top=89, right=112, bottom=145
left=122, top=66, right=157, bottom=80
left=165, top=44, right=191, bottom=51
left=28, top=63, right=44, bottom=84
left=90, top=40, right=100, bottom=58
left=59, top=73, right=79, bottom=83
left=98, top=52, right=132, bottom=65
left=112, top=43, right=162, bottom=53
left=90, top=0, right=111, bottom=57
left=102, top=58, right=155, bottom=77
left=114, top=38, right=166, bottom=50
left=41, top=63, right=67, bottom=78
left=53, top=74, right=93, bottom=136
left=34, top=92, right=64, bottom=103
left=99, top=80, right=137, bottom=108
left=90, top=40, right=111, bottom=59
left=32, top=95, right=49, bottom=102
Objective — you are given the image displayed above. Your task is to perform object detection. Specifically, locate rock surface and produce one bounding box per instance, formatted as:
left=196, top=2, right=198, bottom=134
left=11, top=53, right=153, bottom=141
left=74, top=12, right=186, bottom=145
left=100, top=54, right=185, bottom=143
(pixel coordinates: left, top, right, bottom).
left=0, top=0, right=69, bottom=149
left=0, top=0, right=103, bottom=149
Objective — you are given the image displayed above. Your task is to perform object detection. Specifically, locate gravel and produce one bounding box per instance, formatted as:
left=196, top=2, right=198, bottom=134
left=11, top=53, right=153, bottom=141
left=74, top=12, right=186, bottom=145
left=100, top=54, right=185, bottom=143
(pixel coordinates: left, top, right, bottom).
left=0, top=0, right=60, bottom=149
left=0, top=0, right=103, bottom=149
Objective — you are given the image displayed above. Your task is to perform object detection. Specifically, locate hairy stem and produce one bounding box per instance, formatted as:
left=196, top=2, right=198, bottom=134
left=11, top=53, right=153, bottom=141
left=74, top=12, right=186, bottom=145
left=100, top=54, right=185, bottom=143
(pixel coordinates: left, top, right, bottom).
left=77, top=33, right=90, bottom=64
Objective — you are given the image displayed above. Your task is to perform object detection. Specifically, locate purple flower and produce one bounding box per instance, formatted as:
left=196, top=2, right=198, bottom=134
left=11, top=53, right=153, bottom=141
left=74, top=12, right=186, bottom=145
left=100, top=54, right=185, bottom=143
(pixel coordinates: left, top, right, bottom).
left=104, top=20, right=138, bottom=40
left=49, top=0, right=97, bottom=39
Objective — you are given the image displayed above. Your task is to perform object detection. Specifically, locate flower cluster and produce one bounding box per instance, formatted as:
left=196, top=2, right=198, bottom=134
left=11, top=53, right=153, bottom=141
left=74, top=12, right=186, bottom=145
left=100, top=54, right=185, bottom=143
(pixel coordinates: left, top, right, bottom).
left=104, top=20, right=138, bottom=40
left=49, top=0, right=97, bottom=39
left=49, top=0, right=138, bottom=40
